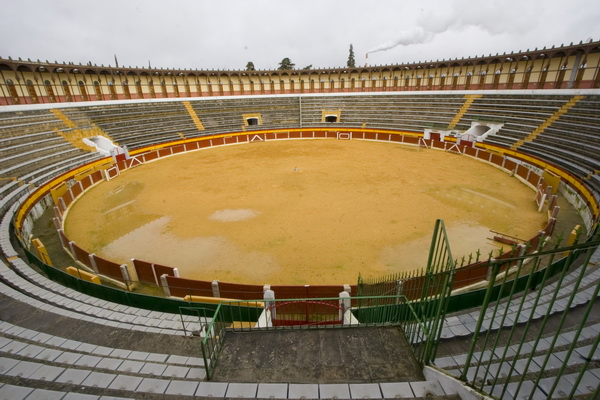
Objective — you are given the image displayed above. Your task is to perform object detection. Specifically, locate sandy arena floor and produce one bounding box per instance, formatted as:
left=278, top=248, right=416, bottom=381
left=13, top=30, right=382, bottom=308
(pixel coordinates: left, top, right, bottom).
left=64, top=139, right=549, bottom=285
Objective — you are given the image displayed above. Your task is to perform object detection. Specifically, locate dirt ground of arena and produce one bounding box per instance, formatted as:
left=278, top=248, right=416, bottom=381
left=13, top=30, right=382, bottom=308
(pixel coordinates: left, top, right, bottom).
left=64, top=139, right=551, bottom=286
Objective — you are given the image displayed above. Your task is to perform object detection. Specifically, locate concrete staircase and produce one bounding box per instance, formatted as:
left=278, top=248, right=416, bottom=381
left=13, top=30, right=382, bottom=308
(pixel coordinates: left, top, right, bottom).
left=50, top=109, right=114, bottom=152
left=182, top=101, right=205, bottom=132
left=510, top=95, right=584, bottom=151
left=447, top=94, right=483, bottom=129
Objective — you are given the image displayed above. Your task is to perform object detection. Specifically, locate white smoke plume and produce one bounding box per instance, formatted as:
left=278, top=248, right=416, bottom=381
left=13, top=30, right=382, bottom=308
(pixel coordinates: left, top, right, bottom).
left=366, top=0, right=534, bottom=56
left=367, top=27, right=433, bottom=54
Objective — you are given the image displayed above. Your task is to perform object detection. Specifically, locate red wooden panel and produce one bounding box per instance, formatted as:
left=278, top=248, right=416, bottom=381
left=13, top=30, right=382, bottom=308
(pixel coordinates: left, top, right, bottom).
left=93, top=254, right=124, bottom=281
left=464, top=146, right=477, bottom=157
left=171, top=144, right=185, bottom=154
left=378, top=133, right=391, bottom=141
left=476, top=149, right=489, bottom=160
left=289, top=131, right=302, bottom=139
left=389, top=134, right=402, bottom=142
left=143, top=151, right=159, bottom=162
left=132, top=259, right=156, bottom=285
left=165, top=276, right=214, bottom=298
left=364, top=132, right=377, bottom=140
left=62, top=190, right=74, bottom=208
left=80, top=175, right=93, bottom=191
left=90, top=170, right=104, bottom=184
left=199, top=140, right=212, bottom=148
left=504, top=159, right=517, bottom=172
left=185, top=142, right=199, bottom=151
left=212, top=137, right=225, bottom=146
left=516, top=164, right=529, bottom=180
left=403, top=136, right=419, bottom=144
left=218, top=282, right=264, bottom=300
left=70, top=182, right=83, bottom=198
left=307, top=285, right=345, bottom=299
left=265, top=132, right=277, bottom=140
left=431, top=140, right=444, bottom=149
left=490, top=154, right=503, bottom=166
left=270, top=285, right=308, bottom=300
left=224, top=136, right=237, bottom=145
left=158, top=148, right=171, bottom=158
left=71, top=243, right=92, bottom=268
left=154, top=263, right=176, bottom=280
left=528, top=172, right=541, bottom=186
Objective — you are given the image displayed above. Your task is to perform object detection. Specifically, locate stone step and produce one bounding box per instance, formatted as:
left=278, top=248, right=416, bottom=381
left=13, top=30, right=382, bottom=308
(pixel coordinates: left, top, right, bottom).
left=0, top=379, right=463, bottom=399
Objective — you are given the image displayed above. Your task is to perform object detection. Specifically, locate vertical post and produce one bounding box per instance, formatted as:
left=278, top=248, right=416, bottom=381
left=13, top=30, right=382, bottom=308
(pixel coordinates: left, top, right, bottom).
left=264, top=289, right=276, bottom=326
left=160, top=274, right=171, bottom=297
left=120, top=264, right=131, bottom=291
left=88, top=254, right=99, bottom=274
left=339, top=291, right=351, bottom=325
left=211, top=280, right=220, bottom=298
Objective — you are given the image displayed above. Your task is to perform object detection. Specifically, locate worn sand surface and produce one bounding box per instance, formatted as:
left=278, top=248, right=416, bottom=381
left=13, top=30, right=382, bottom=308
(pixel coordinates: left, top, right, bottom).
left=64, top=139, right=548, bottom=285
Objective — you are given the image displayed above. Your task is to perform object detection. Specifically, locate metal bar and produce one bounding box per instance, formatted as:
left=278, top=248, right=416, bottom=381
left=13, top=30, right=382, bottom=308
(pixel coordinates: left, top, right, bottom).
left=556, top=277, right=600, bottom=398
left=473, top=246, right=525, bottom=390
left=505, top=246, right=579, bottom=399
left=489, top=238, right=561, bottom=392
left=526, top=244, right=596, bottom=399
left=460, top=260, right=501, bottom=381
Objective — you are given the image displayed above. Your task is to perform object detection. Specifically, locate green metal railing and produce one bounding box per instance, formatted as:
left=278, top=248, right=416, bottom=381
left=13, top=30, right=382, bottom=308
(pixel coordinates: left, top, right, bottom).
left=458, top=230, right=600, bottom=399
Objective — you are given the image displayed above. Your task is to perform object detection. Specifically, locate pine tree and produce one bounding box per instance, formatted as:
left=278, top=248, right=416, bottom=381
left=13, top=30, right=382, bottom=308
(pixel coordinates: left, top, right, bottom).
left=347, top=44, right=356, bottom=68
left=245, top=61, right=255, bottom=71
left=278, top=58, right=295, bottom=70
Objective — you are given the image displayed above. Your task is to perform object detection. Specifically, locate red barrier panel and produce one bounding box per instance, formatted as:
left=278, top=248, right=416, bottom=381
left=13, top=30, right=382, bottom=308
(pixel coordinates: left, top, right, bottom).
left=218, top=282, right=264, bottom=300
left=171, top=144, right=185, bottom=154
left=154, top=263, right=176, bottom=280
left=158, top=148, right=171, bottom=158
left=289, top=131, right=302, bottom=139
left=185, top=142, right=199, bottom=151
left=516, top=164, right=529, bottom=181
left=454, top=263, right=488, bottom=288
left=132, top=259, right=156, bottom=285
left=270, top=285, right=308, bottom=299
left=490, top=154, right=503, bottom=166
left=165, top=276, right=213, bottom=298
left=224, top=136, right=237, bottom=145
left=80, top=175, right=92, bottom=191
left=70, top=182, right=83, bottom=198
left=403, top=136, right=419, bottom=145
left=198, top=140, right=212, bottom=149
left=62, top=190, right=74, bottom=208
left=464, top=146, right=477, bottom=157
left=504, top=159, right=517, bottom=172
left=71, top=242, right=93, bottom=269
left=93, top=254, right=124, bottom=281
left=91, top=170, right=104, bottom=184
left=212, top=137, right=226, bottom=146
left=364, top=132, right=377, bottom=140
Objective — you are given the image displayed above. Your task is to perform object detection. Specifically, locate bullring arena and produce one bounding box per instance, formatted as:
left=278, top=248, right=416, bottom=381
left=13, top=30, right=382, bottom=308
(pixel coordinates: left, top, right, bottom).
left=0, top=40, right=600, bottom=399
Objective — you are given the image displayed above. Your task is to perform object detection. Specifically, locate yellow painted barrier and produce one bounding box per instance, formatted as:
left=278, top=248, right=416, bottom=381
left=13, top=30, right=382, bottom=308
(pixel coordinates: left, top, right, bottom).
left=183, top=295, right=264, bottom=308
left=31, top=238, right=53, bottom=266
left=66, top=266, right=101, bottom=284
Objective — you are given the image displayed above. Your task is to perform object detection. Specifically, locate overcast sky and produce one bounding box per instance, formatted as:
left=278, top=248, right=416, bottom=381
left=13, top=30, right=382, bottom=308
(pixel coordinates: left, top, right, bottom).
left=1, top=0, right=599, bottom=71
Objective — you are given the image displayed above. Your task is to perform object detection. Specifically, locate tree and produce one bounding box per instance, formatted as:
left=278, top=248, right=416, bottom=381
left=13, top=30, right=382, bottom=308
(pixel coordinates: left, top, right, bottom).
left=245, top=61, right=255, bottom=71
left=302, top=64, right=313, bottom=70
left=347, top=44, right=356, bottom=68
left=278, top=57, right=295, bottom=70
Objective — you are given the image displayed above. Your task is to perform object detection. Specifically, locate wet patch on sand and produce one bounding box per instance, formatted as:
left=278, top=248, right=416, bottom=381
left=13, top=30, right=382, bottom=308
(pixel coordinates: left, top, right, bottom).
left=208, top=209, right=261, bottom=222
left=99, top=216, right=280, bottom=284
